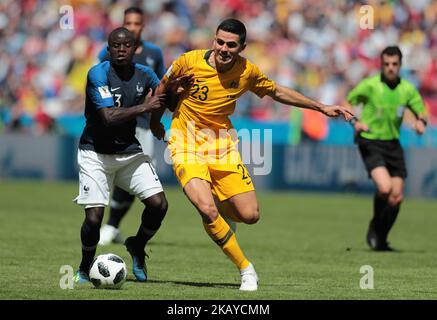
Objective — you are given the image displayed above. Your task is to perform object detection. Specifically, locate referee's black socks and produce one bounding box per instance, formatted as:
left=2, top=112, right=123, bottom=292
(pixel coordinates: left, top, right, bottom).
left=383, top=203, right=400, bottom=240
left=371, top=193, right=388, bottom=238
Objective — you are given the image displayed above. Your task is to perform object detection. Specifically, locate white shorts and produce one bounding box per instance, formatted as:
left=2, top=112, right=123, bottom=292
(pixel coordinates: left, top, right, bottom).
left=135, top=117, right=154, bottom=158
left=73, top=149, right=163, bottom=207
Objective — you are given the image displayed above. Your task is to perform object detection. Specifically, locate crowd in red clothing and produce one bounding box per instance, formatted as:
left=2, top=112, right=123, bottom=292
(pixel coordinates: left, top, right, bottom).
left=0, top=0, right=436, bottom=135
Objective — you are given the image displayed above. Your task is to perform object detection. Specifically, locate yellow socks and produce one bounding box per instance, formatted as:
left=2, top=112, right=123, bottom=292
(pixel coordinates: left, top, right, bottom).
left=203, top=214, right=250, bottom=270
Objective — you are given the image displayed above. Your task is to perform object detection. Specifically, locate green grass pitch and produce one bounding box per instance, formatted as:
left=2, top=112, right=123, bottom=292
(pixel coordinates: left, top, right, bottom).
left=1, top=180, right=436, bottom=299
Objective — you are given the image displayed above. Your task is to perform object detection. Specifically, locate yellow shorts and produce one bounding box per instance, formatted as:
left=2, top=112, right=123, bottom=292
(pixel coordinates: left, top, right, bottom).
left=173, top=150, right=254, bottom=201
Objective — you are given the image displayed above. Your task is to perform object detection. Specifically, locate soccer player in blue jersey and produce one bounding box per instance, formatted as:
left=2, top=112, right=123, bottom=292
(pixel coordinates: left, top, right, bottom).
left=72, top=28, right=190, bottom=283
left=97, top=7, right=167, bottom=246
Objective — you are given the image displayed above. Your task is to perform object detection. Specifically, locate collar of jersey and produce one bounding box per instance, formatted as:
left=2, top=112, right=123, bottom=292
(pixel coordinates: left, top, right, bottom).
left=204, top=49, right=238, bottom=74
left=380, top=73, right=401, bottom=90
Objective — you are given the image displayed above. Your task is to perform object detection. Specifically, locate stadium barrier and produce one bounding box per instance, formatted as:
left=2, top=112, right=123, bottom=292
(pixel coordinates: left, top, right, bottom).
left=1, top=133, right=437, bottom=198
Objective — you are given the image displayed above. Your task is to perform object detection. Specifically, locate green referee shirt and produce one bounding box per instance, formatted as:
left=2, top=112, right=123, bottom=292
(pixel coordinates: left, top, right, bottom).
left=347, top=74, right=426, bottom=140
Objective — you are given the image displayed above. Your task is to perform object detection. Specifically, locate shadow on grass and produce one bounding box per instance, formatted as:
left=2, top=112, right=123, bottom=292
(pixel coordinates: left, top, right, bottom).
left=126, top=278, right=239, bottom=289
left=344, top=247, right=428, bottom=254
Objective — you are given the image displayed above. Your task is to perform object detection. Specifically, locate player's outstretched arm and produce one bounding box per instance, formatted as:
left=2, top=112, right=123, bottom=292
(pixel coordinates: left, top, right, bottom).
left=150, top=74, right=195, bottom=140
left=98, top=91, right=166, bottom=127
left=268, top=84, right=355, bottom=121
left=343, top=101, right=369, bottom=134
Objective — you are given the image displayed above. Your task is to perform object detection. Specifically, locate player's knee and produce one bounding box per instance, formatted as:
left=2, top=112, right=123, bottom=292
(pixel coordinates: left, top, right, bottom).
left=389, top=193, right=403, bottom=207
left=143, top=193, right=168, bottom=214
left=85, top=208, right=104, bottom=227
left=377, top=185, right=392, bottom=198
left=240, top=207, right=260, bottom=225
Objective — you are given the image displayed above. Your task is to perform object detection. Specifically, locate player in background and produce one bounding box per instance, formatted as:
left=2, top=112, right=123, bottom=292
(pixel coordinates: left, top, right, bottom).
left=73, top=28, right=190, bottom=283
left=347, top=46, right=427, bottom=251
left=97, top=7, right=166, bottom=246
left=151, top=18, right=354, bottom=291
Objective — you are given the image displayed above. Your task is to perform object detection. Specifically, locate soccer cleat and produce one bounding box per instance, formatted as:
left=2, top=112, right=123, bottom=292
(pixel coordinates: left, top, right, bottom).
left=367, top=229, right=394, bottom=251
left=377, top=242, right=395, bottom=252
left=73, top=270, right=90, bottom=284
left=124, top=236, right=147, bottom=282
left=239, top=263, right=258, bottom=291
left=99, top=224, right=124, bottom=246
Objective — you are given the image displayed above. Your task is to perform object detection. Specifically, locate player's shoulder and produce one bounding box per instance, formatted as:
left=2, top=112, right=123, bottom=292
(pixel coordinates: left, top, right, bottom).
left=400, top=77, right=418, bottom=91
left=142, top=41, right=163, bottom=55
left=180, top=49, right=208, bottom=62
left=134, top=63, right=154, bottom=74
left=237, top=56, right=264, bottom=77
left=134, top=63, right=159, bottom=83
left=357, top=74, right=380, bottom=87
left=241, top=56, right=258, bottom=71
left=88, top=61, right=111, bottom=82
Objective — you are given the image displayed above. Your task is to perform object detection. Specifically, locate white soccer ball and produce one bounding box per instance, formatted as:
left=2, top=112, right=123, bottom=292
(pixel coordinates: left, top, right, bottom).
left=89, top=253, right=127, bottom=289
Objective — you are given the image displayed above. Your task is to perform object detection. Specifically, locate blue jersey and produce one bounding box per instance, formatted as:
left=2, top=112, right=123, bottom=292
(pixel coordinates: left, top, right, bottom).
left=79, top=61, right=160, bottom=154
left=98, top=40, right=165, bottom=132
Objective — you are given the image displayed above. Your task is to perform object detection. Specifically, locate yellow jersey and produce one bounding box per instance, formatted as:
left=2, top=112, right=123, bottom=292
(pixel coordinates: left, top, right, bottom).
left=164, top=49, right=276, bottom=162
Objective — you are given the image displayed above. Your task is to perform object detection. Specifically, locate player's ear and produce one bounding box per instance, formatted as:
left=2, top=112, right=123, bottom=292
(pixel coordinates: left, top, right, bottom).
left=240, top=43, right=246, bottom=52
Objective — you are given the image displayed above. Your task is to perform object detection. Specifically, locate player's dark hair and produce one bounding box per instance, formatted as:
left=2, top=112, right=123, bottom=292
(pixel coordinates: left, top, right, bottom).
left=381, top=46, right=402, bottom=62
left=108, top=27, right=135, bottom=44
left=216, top=18, right=247, bottom=44
left=124, top=6, right=143, bottom=16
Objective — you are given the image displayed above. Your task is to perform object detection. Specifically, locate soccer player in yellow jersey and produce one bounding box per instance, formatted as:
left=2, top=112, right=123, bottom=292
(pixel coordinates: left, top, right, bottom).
left=151, top=19, right=354, bottom=291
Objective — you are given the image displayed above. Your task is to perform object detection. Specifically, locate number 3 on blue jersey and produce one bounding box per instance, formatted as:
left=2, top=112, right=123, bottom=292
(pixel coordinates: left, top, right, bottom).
left=114, top=93, right=122, bottom=108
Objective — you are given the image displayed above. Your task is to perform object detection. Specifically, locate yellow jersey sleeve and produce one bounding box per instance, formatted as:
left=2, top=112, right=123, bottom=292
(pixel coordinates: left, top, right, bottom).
left=249, top=63, right=276, bottom=98
left=164, top=52, right=189, bottom=81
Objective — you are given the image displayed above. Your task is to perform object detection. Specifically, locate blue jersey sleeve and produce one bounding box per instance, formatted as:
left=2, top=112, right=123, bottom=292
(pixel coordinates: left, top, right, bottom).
left=135, top=64, right=160, bottom=91
left=87, top=62, right=114, bottom=109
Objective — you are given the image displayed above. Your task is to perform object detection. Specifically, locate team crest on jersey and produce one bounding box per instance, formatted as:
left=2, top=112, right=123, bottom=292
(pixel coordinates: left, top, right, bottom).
left=178, top=167, right=185, bottom=178
left=136, top=82, right=144, bottom=93
left=229, top=80, right=239, bottom=89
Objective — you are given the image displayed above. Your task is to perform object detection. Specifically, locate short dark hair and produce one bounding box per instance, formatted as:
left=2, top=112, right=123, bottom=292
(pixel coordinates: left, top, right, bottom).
left=108, top=27, right=135, bottom=44
left=124, top=6, right=143, bottom=16
left=216, top=18, right=247, bottom=44
left=381, top=46, right=402, bottom=62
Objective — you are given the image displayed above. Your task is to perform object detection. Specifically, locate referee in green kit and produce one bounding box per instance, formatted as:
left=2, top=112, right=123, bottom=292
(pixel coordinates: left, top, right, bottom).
left=347, top=46, right=428, bottom=251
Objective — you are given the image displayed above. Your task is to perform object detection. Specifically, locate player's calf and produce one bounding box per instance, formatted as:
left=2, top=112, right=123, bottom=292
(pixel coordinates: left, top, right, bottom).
left=79, top=207, right=104, bottom=273
left=196, top=201, right=220, bottom=223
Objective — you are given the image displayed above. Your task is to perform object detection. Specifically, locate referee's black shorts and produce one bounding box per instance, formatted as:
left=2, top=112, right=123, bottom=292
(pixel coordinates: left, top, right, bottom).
left=357, top=136, right=407, bottom=178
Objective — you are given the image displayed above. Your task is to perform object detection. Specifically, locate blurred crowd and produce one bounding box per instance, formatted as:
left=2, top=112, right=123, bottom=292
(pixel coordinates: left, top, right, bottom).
left=0, top=0, right=436, bottom=136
